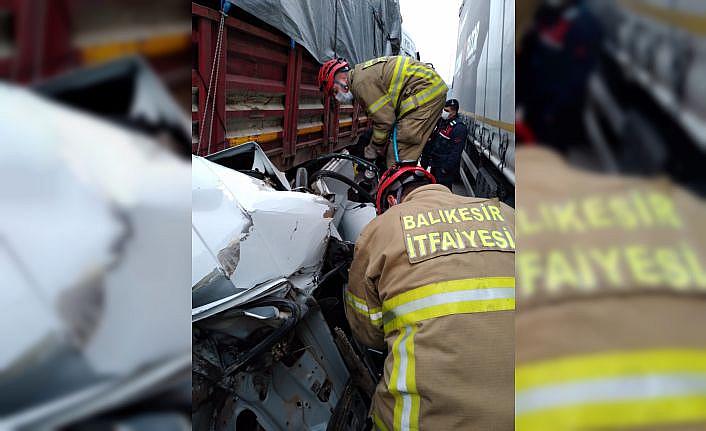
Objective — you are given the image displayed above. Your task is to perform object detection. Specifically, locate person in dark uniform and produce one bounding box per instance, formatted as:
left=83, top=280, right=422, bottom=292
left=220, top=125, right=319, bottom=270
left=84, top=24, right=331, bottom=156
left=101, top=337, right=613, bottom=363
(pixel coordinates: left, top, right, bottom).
left=420, top=99, right=468, bottom=190
left=516, top=0, right=602, bottom=151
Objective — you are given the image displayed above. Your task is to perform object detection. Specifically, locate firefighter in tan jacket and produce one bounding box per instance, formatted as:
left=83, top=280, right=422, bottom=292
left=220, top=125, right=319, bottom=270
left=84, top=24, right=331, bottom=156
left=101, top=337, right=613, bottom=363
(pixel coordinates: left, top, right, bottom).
left=344, top=164, right=515, bottom=430
left=318, top=57, right=447, bottom=167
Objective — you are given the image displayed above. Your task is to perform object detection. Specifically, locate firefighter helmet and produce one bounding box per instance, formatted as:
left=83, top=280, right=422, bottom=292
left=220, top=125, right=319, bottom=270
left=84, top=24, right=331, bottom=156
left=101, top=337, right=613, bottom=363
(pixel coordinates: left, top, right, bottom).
left=317, top=58, right=350, bottom=94
left=375, top=164, right=436, bottom=214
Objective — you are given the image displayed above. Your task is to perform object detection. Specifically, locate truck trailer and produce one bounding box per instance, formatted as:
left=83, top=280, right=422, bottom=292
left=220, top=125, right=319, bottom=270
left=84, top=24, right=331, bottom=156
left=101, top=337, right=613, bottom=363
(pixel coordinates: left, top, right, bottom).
left=452, top=0, right=515, bottom=206
left=584, top=0, right=706, bottom=194
left=191, top=0, right=403, bottom=170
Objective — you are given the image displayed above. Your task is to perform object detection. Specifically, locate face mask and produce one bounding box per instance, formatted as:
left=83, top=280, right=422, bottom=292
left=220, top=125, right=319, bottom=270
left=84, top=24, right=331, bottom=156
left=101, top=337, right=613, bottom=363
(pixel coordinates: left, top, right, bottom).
left=335, top=91, right=354, bottom=104
left=441, top=111, right=450, bottom=120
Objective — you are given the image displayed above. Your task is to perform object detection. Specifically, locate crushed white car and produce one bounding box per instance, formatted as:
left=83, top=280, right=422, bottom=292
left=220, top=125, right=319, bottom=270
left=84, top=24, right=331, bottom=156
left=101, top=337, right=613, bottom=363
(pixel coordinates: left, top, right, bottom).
left=192, top=143, right=382, bottom=431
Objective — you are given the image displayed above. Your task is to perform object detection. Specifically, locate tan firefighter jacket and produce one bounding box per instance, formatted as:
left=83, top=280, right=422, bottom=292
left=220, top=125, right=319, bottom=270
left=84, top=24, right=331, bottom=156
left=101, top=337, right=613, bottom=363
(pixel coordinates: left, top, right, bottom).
left=345, top=184, right=515, bottom=430
left=515, top=146, right=706, bottom=431
left=349, top=56, right=447, bottom=149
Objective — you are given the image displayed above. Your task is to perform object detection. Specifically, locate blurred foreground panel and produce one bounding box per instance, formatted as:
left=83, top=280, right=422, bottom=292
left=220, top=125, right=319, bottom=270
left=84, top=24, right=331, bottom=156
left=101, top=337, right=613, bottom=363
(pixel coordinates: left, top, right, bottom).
left=515, top=146, right=706, bottom=430
left=0, top=0, right=190, bottom=105
left=0, top=82, right=191, bottom=429
left=517, top=0, right=706, bottom=194
left=515, top=0, right=706, bottom=429
left=0, top=2, right=192, bottom=428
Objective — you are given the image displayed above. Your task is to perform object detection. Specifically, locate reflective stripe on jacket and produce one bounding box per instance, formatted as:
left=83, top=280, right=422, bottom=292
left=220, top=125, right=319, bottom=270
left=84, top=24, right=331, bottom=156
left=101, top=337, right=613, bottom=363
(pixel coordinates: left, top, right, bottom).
left=349, top=56, right=448, bottom=146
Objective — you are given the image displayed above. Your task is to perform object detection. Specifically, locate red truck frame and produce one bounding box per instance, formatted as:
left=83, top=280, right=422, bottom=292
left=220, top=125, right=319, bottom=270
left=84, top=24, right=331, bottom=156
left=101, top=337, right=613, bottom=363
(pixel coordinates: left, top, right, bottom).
left=192, top=2, right=370, bottom=170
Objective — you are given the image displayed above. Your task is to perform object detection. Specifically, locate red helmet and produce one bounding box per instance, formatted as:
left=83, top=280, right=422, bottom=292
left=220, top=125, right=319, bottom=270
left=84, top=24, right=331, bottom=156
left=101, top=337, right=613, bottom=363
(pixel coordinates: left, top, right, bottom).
left=375, top=164, right=436, bottom=214
left=317, top=58, right=350, bottom=94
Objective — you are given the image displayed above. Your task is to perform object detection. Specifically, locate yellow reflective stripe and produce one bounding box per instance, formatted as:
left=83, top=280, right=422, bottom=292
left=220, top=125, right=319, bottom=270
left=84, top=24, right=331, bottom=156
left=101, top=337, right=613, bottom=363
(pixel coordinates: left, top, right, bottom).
left=344, top=290, right=368, bottom=313
left=368, top=94, right=392, bottom=115
left=517, top=395, right=706, bottom=431
left=399, top=78, right=447, bottom=117
left=371, top=60, right=437, bottom=117
left=389, top=325, right=418, bottom=431
left=345, top=295, right=368, bottom=316
left=389, top=330, right=405, bottom=430
left=373, top=128, right=389, bottom=141
left=401, top=77, right=445, bottom=108
left=406, top=65, right=437, bottom=82
left=384, top=277, right=515, bottom=311
left=516, top=349, right=706, bottom=392
left=407, top=71, right=436, bottom=81
left=517, top=349, right=706, bottom=429
left=345, top=290, right=383, bottom=326
left=373, top=412, right=390, bottom=431
left=382, top=277, right=515, bottom=333
left=362, top=56, right=390, bottom=69
left=388, top=57, right=409, bottom=109
left=406, top=325, right=420, bottom=431
left=384, top=298, right=514, bottom=333
left=370, top=314, right=383, bottom=327
left=387, top=56, right=404, bottom=99
left=345, top=290, right=366, bottom=306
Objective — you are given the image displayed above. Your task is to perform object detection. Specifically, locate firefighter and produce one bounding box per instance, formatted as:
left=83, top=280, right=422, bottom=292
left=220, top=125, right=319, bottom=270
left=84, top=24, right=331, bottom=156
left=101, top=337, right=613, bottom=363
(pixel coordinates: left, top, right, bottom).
left=318, top=57, right=448, bottom=167
left=421, top=99, right=468, bottom=190
left=344, top=163, right=515, bottom=430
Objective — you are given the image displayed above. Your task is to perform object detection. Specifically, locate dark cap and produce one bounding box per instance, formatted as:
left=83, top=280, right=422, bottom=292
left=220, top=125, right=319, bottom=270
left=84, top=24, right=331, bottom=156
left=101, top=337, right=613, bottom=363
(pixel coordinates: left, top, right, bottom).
left=445, top=99, right=459, bottom=111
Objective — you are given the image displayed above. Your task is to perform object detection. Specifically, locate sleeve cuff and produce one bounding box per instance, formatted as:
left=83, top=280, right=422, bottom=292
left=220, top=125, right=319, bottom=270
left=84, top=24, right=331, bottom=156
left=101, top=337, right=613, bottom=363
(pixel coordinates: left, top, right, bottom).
left=372, top=128, right=389, bottom=144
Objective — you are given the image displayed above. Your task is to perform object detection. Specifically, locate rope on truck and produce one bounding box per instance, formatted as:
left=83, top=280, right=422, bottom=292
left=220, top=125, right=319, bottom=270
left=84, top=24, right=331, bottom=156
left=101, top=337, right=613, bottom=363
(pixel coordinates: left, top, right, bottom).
left=198, top=4, right=227, bottom=155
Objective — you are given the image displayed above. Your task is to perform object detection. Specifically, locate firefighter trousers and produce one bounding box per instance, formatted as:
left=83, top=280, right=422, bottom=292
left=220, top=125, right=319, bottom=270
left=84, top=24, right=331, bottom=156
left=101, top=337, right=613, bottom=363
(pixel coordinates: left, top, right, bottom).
left=386, top=91, right=447, bottom=167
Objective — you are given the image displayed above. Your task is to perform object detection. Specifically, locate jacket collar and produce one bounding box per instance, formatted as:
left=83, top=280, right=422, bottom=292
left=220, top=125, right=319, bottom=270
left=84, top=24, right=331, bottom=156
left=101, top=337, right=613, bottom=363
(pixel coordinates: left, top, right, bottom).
left=402, top=184, right=452, bottom=203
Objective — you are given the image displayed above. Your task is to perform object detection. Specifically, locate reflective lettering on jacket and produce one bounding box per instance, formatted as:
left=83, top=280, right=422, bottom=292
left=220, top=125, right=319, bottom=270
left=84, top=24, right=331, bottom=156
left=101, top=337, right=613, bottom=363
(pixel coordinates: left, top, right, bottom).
left=517, top=187, right=706, bottom=301
left=399, top=199, right=515, bottom=263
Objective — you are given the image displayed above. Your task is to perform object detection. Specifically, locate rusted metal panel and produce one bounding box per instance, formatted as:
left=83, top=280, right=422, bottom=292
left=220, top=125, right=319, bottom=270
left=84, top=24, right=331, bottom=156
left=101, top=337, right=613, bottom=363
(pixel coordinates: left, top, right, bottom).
left=194, top=13, right=211, bottom=154
left=192, top=1, right=371, bottom=170
left=216, top=18, right=227, bottom=154
left=282, top=40, right=298, bottom=158
left=288, top=45, right=304, bottom=158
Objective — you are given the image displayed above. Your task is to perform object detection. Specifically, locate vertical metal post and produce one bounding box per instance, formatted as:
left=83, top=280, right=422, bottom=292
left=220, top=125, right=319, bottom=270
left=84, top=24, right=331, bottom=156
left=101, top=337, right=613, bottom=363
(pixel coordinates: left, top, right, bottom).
left=331, top=100, right=339, bottom=152
left=215, top=17, right=227, bottom=153
left=43, top=0, right=73, bottom=77
left=322, top=95, right=331, bottom=153
left=352, top=102, right=359, bottom=137
left=13, top=0, right=39, bottom=82
left=290, top=46, right=303, bottom=155
left=283, top=38, right=300, bottom=158
left=12, top=0, right=71, bottom=81
left=197, top=15, right=212, bottom=156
